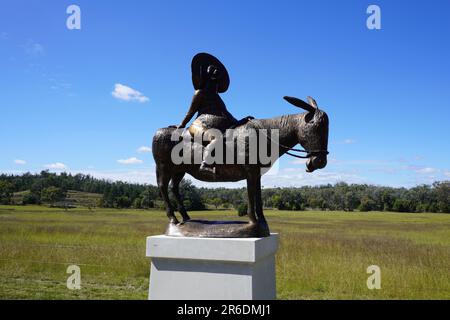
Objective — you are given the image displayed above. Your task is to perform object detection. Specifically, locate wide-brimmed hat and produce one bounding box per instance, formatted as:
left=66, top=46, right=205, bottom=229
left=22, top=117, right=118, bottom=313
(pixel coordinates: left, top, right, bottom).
left=191, top=53, right=230, bottom=93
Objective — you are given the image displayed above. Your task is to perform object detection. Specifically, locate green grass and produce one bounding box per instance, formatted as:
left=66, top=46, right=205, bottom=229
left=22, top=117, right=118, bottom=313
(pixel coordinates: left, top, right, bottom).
left=0, top=205, right=449, bottom=300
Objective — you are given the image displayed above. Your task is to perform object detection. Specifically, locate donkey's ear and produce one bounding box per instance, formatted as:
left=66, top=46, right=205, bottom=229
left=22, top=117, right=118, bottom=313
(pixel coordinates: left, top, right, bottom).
left=307, top=96, right=318, bottom=109
left=283, top=96, right=315, bottom=113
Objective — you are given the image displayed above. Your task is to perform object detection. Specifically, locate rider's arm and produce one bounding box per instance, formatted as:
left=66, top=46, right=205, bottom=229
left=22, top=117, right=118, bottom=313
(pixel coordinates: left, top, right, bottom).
left=223, top=108, right=237, bottom=122
left=178, top=90, right=202, bottom=128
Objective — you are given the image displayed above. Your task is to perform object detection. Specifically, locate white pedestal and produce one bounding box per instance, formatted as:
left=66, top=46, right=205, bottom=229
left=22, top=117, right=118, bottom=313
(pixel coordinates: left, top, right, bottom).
left=146, top=234, right=279, bottom=300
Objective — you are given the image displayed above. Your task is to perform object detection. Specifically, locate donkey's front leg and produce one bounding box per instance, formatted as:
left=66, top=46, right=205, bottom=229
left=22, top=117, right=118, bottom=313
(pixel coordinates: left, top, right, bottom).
left=254, top=174, right=267, bottom=224
left=246, top=175, right=258, bottom=224
left=251, top=172, right=270, bottom=236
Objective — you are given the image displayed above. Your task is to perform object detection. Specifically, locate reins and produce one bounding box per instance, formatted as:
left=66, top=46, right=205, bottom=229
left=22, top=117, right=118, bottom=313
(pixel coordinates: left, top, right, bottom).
left=247, top=119, right=329, bottom=159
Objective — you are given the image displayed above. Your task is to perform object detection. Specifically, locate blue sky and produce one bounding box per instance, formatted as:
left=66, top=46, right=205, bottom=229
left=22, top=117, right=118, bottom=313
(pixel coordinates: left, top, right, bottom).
left=1, top=0, right=449, bottom=187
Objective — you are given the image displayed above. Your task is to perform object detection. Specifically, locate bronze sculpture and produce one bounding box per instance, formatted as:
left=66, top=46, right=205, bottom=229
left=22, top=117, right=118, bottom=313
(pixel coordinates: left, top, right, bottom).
left=152, top=53, right=329, bottom=238
left=178, top=53, right=238, bottom=173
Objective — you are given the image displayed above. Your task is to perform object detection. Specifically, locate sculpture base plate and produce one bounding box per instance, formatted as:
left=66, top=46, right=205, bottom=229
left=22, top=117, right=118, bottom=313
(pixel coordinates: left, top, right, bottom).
left=165, top=219, right=270, bottom=238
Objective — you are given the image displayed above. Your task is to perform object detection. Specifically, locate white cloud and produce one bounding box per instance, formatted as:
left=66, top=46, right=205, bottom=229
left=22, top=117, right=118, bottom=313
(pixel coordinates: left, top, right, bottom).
left=14, top=159, right=27, bottom=165
left=342, top=139, right=356, bottom=144
left=117, top=157, right=144, bottom=165
left=112, top=83, right=149, bottom=103
left=333, top=139, right=356, bottom=145
left=71, top=168, right=156, bottom=185
left=406, top=166, right=438, bottom=174
left=44, top=162, right=67, bottom=170
left=24, top=40, right=45, bottom=57
left=260, top=168, right=366, bottom=187
left=444, top=170, right=450, bottom=178
left=416, top=167, right=437, bottom=174
left=137, top=146, right=152, bottom=153
left=290, top=158, right=307, bottom=165
left=189, top=160, right=364, bottom=188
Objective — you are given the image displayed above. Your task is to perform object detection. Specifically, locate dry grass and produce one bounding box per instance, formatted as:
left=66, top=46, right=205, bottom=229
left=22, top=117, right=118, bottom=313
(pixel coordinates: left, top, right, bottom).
left=0, top=206, right=448, bottom=299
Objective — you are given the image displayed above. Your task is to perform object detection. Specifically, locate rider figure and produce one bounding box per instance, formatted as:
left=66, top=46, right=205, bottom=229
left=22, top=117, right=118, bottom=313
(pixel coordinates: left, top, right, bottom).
left=177, top=54, right=241, bottom=173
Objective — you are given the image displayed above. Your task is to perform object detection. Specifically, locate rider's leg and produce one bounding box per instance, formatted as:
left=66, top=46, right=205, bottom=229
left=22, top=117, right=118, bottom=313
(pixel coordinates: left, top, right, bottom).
left=200, top=137, right=217, bottom=173
left=188, top=121, right=210, bottom=171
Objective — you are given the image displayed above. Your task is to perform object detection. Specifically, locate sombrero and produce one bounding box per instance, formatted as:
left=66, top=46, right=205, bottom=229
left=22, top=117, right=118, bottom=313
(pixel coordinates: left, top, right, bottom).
left=191, top=53, right=230, bottom=93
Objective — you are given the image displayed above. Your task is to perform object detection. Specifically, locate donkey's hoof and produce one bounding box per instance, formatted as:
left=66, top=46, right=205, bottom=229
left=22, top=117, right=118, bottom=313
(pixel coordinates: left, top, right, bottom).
left=257, top=221, right=270, bottom=237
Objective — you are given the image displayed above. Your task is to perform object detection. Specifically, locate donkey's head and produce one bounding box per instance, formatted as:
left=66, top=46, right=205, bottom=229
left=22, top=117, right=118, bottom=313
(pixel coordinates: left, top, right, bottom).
left=284, top=96, right=329, bottom=173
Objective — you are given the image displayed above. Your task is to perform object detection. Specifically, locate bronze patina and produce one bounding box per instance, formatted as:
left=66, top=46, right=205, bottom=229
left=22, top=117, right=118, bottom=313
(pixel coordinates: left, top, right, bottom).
left=152, top=53, right=329, bottom=238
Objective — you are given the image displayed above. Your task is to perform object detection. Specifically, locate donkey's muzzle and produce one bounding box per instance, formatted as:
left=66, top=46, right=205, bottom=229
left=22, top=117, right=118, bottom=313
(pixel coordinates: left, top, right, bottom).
left=306, top=155, right=327, bottom=173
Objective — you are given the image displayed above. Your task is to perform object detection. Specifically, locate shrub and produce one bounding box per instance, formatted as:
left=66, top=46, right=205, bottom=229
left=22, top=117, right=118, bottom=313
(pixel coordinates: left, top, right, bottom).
left=237, top=203, right=248, bottom=217
left=392, top=199, right=412, bottom=212
left=358, top=196, right=376, bottom=212
left=41, top=187, right=65, bottom=204
left=22, top=192, right=40, bottom=205
left=115, top=196, right=131, bottom=208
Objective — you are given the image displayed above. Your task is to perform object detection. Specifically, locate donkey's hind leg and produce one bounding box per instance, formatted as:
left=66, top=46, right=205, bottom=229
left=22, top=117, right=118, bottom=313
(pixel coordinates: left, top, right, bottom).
left=170, top=172, right=191, bottom=222
left=156, top=163, right=179, bottom=224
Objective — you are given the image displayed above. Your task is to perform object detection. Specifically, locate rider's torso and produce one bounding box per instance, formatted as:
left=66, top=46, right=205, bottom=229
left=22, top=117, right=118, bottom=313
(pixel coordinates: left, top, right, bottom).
left=197, top=91, right=230, bottom=118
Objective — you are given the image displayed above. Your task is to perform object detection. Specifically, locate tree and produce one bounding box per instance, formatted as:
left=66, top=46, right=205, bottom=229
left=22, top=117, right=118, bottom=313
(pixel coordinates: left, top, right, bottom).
left=358, top=196, right=376, bottom=212
left=115, top=196, right=131, bottom=208
left=237, top=203, right=248, bottom=217
left=271, top=194, right=283, bottom=210
left=210, top=198, right=222, bottom=209
left=141, top=188, right=157, bottom=208
left=22, top=192, right=40, bottom=205
left=344, top=191, right=359, bottom=211
left=381, top=189, right=394, bottom=211
left=178, top=180, right=205, bottom=211
left=433, top=181, right=450, bottom=213
left=0, top=181, right=13, bottom=204
left=0, top=172, right=449, bottom=214
left=41, top=187, right=65, bottom=204
left=133, top=197, right=143, bottom=209
left=392, top=199, right=412, bottom=212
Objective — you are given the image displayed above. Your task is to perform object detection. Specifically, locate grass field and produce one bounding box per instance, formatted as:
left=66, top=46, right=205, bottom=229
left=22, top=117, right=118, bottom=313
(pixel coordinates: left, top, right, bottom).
left=0, top=205, right=449, bottom=300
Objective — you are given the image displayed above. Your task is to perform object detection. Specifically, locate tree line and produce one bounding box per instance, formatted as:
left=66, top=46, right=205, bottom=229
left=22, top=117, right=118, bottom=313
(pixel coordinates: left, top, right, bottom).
left=0, top=171, right=448, bottom=213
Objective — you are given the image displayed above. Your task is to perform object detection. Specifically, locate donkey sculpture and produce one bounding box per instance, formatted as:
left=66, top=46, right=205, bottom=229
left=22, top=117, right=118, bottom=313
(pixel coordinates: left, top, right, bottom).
left=152, top=96, right=329, bottom=237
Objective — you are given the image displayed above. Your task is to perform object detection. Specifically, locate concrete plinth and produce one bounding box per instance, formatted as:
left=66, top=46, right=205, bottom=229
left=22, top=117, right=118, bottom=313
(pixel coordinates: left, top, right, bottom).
left=146, top=234, right=279, bottom=300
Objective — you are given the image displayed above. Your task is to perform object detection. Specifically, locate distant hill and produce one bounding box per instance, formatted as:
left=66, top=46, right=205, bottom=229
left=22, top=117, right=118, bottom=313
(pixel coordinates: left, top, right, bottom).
left=64, top=190, right=103, bottom=207
left=12, top=189, right=103, bottom=208
left=11, top=190, right=30, bottom=204
left=1, top=171, right=449, bottom=213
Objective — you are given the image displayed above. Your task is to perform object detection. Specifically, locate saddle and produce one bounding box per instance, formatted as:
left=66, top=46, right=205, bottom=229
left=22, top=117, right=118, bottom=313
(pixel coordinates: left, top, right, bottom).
left=229, top=116, right=255, bottom=129
left=168, top=116, right=254, bottom=133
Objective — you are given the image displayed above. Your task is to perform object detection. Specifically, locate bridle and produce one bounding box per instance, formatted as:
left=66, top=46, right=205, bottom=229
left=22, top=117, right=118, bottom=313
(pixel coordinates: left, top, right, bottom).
left=247, top=119, right=329, bottom=159
left=280, top=144, right=329, bottom=159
